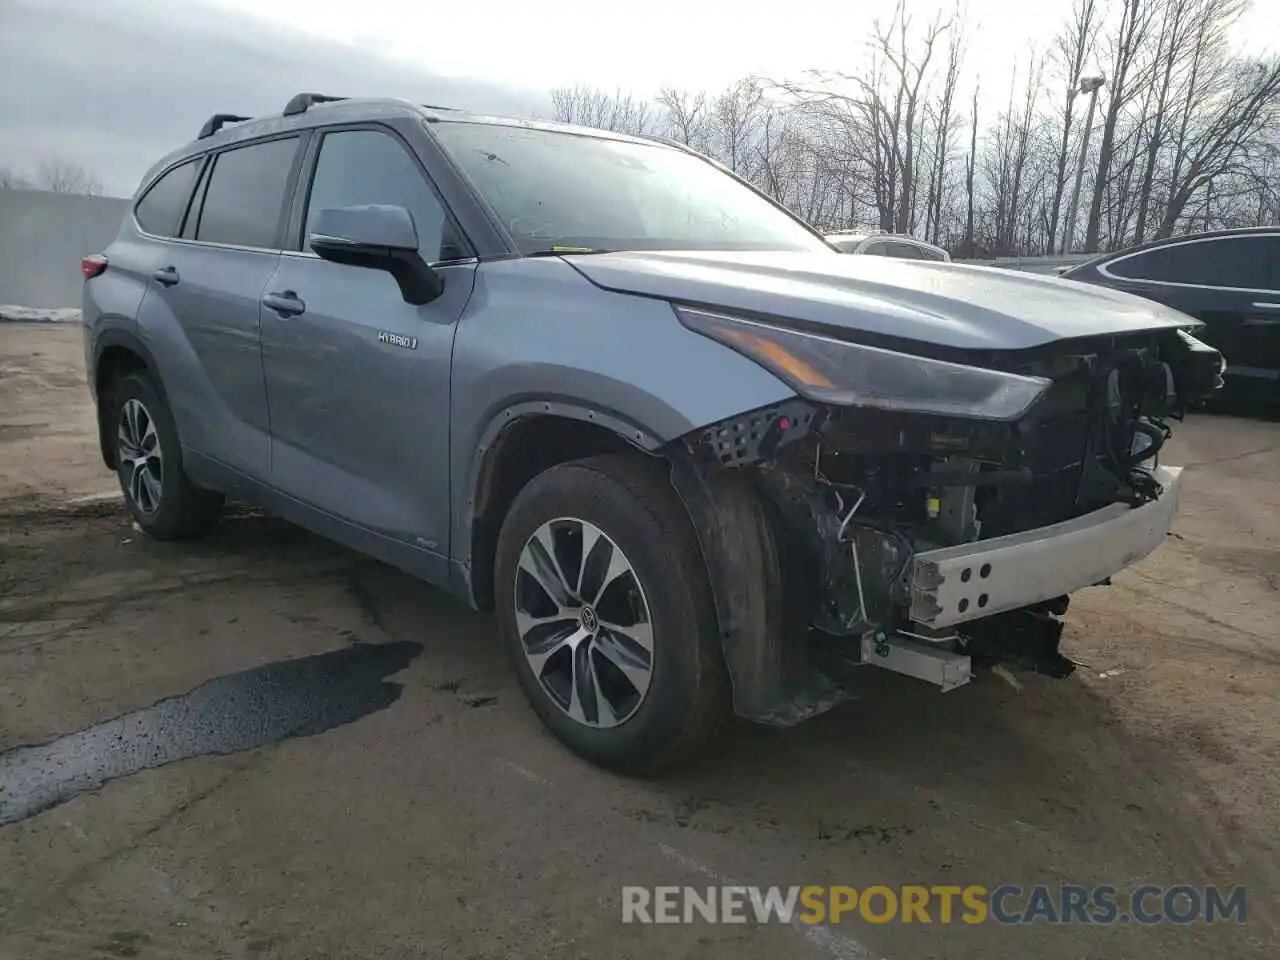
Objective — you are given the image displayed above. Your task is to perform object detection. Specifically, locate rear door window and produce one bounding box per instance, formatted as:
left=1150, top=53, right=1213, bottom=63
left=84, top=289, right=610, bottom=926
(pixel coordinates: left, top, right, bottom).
left=1267, top=237, right=1280, bottom=291
left=1166, top=237, right=1270, bottom=289
left=134, top=158, right=201, bottom=237
left=194, top=136, right=300, bottom=249
left=1108, top=236, right=1272, bottom=289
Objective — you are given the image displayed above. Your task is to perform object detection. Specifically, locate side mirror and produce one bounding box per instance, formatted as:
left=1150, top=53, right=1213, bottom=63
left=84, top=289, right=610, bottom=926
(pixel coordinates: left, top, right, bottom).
left=309, top=204, right=444, bottom=305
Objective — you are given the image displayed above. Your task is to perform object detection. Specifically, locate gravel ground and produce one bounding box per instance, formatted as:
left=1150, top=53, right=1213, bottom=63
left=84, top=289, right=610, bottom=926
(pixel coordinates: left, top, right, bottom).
left=1, top=323, right=1276, bottom=960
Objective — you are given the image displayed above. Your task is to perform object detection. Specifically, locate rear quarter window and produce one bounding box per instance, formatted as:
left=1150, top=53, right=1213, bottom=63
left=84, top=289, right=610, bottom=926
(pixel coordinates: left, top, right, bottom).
left=134, top=158, right=201, bottom=237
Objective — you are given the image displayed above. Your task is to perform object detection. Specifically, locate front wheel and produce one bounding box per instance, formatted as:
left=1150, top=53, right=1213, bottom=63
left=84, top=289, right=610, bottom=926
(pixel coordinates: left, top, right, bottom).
left=494, top=454, right=728, bottom=774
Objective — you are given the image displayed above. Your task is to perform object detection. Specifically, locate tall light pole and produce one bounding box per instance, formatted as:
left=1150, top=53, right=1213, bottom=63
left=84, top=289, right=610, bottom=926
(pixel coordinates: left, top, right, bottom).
left=1062, top=75, right=1105, bottom=255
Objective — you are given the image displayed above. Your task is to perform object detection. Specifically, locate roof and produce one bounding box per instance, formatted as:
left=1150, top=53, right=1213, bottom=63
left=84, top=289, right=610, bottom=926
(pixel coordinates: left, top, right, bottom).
left=139, top=94, right=681, bottom=195
left=825, top=232, right=950, bottom=253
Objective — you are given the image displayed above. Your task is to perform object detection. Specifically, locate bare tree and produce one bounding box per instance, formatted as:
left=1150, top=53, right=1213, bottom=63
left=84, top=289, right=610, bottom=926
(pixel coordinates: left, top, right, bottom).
left=984, top=55, right=1045, bottom=253
left=1084, top=0, right=1153, bottom=251
left=1047, top=0, right=1100, bottom=252
left=964, top=84, right=979, bottom=253
left=549, top=85, right=658, bottom=136
left=0, top=166, right=32, bottom=190
left=923, top=21, right=965, bottom=245
left=781, top=0, right=952, bottom=234
left=708, top=78, right=767, bottom=177
left=1157, top=55, right=1280, bottom=234
left=874, top=1, right=951, bottom=232
left=656, top=87, right=711, bottom=152
left=36, top=159, right=103, bottom=196
left=536, top=0, right=1277, bottom=258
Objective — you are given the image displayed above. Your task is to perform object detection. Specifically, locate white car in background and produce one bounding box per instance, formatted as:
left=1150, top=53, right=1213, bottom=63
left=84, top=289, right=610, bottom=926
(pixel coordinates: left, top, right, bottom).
left=826, top=232, right=951, bottom=262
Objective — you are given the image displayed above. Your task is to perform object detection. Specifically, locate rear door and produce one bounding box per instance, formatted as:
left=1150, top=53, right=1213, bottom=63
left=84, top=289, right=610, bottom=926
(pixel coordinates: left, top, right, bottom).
left=1243, top=236, right=1280, bottom=381
left=259, top=124, right=476, bottom=556
left=87, top=154, right=203, bottom=376
left=134, top=134, right=305, bottom=478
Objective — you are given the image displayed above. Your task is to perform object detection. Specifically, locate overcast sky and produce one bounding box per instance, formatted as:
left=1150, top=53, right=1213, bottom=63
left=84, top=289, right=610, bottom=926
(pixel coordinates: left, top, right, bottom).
left=1, top=0, right=1276, bottom=197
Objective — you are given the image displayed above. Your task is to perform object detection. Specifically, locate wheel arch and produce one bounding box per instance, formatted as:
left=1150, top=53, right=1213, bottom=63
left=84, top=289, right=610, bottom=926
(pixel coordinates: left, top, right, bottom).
left=92, top=330, right=165, bottom=470
left=459, top=401, right=663, bottom=612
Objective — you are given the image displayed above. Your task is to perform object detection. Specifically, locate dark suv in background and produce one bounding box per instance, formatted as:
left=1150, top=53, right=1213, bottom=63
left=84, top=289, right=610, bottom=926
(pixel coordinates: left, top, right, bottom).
left=1062, top=227, right=1279, bottom=401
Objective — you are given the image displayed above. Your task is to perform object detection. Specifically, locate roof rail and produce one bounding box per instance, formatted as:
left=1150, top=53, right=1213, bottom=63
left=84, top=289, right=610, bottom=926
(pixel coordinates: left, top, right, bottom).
left=282, top=93, right=347, bottom=117
left=198, top=113, right=253, bottom=139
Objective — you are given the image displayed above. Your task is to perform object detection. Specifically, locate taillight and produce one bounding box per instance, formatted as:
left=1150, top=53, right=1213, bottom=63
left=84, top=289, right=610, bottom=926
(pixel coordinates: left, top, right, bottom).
left=81, top=255, right=108, bottom=279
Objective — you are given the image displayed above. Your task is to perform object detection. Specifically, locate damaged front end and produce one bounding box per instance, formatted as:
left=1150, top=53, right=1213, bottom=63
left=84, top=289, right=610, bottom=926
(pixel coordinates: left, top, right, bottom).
left=668, top=307, right=1224, bottom=725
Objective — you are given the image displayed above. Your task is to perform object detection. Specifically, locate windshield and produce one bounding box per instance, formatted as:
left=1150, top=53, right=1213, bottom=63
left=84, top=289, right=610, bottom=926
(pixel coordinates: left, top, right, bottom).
left=430, top=120, right=833, bottom=255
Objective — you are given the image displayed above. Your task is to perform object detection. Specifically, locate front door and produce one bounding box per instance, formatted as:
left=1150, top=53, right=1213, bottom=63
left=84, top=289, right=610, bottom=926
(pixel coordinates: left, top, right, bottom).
left=259, top=126, right=476, bottom=556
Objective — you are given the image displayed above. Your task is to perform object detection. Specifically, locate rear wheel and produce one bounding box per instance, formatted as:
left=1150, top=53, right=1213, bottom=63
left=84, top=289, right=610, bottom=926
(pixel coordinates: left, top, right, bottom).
left=494, top=454, right=728, bottom=774
left=112, top=372, right=223, bottom=539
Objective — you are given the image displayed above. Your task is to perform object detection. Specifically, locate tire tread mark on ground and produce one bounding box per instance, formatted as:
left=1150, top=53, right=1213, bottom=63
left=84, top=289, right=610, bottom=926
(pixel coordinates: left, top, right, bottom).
left=0, top=760, right=249, bottom=927
left=1116, top=579, right=1280, bottom=662
left=0, top=568, right=353, bottom=627
left=1181, top=444, right=1277, bottom=469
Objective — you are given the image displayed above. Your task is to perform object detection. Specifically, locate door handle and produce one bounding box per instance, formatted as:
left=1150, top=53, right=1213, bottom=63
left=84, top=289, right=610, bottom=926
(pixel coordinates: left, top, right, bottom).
left=1250, top=301, right=1280, bottom=311
left=262, top=291, right=306, bottom=317
left=153, top=266, right=180, bottom=287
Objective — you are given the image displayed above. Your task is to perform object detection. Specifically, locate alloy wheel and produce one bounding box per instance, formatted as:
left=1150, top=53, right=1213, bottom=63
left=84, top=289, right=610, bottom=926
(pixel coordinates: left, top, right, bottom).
left=513, top=518, right=655, bottom=728
left=118, top=398, right=163, bottom=515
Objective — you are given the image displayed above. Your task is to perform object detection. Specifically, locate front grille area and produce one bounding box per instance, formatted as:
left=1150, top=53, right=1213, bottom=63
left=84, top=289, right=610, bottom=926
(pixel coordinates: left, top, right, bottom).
left=979, top=415, right=1092, bottom=537
left=978, top=375, right=1096, bottom=538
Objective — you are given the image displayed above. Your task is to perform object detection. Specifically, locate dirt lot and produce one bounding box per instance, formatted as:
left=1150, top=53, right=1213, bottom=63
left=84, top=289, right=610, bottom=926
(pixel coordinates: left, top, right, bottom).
left=1, top=323, right=1276, bottom=960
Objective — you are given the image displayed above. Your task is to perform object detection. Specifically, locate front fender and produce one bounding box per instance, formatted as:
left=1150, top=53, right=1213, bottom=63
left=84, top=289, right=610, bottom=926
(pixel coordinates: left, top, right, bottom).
left=448, top=257, right=796, bottom=567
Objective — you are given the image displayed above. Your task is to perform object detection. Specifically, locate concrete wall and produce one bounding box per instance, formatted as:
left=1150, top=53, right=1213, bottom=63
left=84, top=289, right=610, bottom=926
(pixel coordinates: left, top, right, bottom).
left=0, top=188, right=130, bottom=309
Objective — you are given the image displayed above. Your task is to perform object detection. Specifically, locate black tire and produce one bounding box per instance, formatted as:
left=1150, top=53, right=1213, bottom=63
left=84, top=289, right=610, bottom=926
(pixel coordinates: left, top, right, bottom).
left=111, top=371, right=223, bottom=540
left=494, top=453, right=729, bottom=774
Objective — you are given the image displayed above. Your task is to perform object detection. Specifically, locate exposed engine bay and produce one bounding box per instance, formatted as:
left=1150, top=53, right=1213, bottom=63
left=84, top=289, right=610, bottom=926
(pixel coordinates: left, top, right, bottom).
left=673, top=325, right=1225, bottom=720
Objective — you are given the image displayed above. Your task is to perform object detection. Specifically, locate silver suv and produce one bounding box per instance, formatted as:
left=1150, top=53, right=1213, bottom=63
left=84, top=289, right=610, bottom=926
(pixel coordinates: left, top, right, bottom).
left=825, top=232, right=951, bottom=261
left=84, top=93, right=1223, bottom=772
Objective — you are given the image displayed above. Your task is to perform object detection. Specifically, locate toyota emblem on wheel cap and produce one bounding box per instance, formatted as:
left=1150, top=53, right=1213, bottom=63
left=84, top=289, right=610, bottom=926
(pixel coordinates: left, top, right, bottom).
left=579, top=606, right=599, bottom=633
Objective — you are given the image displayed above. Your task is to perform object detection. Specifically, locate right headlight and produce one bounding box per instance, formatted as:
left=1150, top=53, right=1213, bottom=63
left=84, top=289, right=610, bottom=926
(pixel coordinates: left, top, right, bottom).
left=674, top=306, right=1051, bottom=421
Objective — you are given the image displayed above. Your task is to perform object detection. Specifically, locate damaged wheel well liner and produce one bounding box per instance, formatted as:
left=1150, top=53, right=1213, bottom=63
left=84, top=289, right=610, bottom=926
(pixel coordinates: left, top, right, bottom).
left=465, top=402, right=838, bottom=725
left=466, top=411, right=645, bottom=610
left=666, top=440, right=846, bottom=726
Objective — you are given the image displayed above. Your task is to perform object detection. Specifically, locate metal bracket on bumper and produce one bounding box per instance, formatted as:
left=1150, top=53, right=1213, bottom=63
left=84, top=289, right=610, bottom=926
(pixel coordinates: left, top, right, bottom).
left=668, top=457, right=848, bottom=726
left=910, top=466, right=1184, bottom=628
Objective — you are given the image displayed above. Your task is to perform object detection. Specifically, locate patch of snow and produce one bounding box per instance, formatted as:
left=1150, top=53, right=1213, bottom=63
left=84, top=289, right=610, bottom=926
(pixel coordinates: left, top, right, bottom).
left=0, top=305, right=82, bottom=324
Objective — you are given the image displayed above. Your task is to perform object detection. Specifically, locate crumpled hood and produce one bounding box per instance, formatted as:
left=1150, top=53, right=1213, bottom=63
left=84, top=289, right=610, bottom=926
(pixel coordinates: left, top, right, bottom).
left=564, top=250, right=1198, bottom=351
